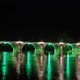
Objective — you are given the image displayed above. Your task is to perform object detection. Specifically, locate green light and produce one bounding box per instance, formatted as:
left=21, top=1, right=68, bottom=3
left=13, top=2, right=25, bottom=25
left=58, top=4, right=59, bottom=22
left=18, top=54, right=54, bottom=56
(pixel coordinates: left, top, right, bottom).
left=2, top=52, right=9, bottom=80
left=2, top=66, right=7, bottom=80
left=44, top=43, right=60, bottom=57
left=66, top=54, right=70, bottom=80
left=26, top=52, right=32, bottom=79
left=34, top=43, right=40, bottom=55
left=63, top=43, right=78, bottom=80
left=3, top=41, right=18, bottom=55
left=2, top=52, right=8, bottom=65
left=64, top=43, right=78, bottom=56
left=44, top=43, right=60, bottom=80
left=47, top=53, right=51, bottom=80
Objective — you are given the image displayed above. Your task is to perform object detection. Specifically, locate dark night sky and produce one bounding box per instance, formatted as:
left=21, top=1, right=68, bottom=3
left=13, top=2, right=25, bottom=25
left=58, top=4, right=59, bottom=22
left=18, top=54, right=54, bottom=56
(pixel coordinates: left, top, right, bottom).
left=0, top=0, right=80, bottom=42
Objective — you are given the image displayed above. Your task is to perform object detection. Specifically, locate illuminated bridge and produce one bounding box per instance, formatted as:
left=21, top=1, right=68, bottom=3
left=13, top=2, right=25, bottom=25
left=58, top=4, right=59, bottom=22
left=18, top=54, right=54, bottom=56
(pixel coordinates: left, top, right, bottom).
left=0, top=41, right=80, bottom=80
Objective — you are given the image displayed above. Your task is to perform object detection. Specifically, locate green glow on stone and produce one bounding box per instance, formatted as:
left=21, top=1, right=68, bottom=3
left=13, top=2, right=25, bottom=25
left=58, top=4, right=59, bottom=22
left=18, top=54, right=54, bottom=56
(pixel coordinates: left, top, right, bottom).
left=2, top=66, right=7, bottom=80
left=63, top=43, right=78, bottom=80
left=66, top=54, right=70, bottom=80
left=26, top=52, right=32, bottom=78
left=47, top=43, right=60, bottom=57
left=3, top=41, right=18, bottom=55
left=47, top=53, right=51, bottom=80
left=2, top=52, right=9, bottom=80
left=2, top=42, right=18, bottom=63
left=66, top=43, right=78, bottom=56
